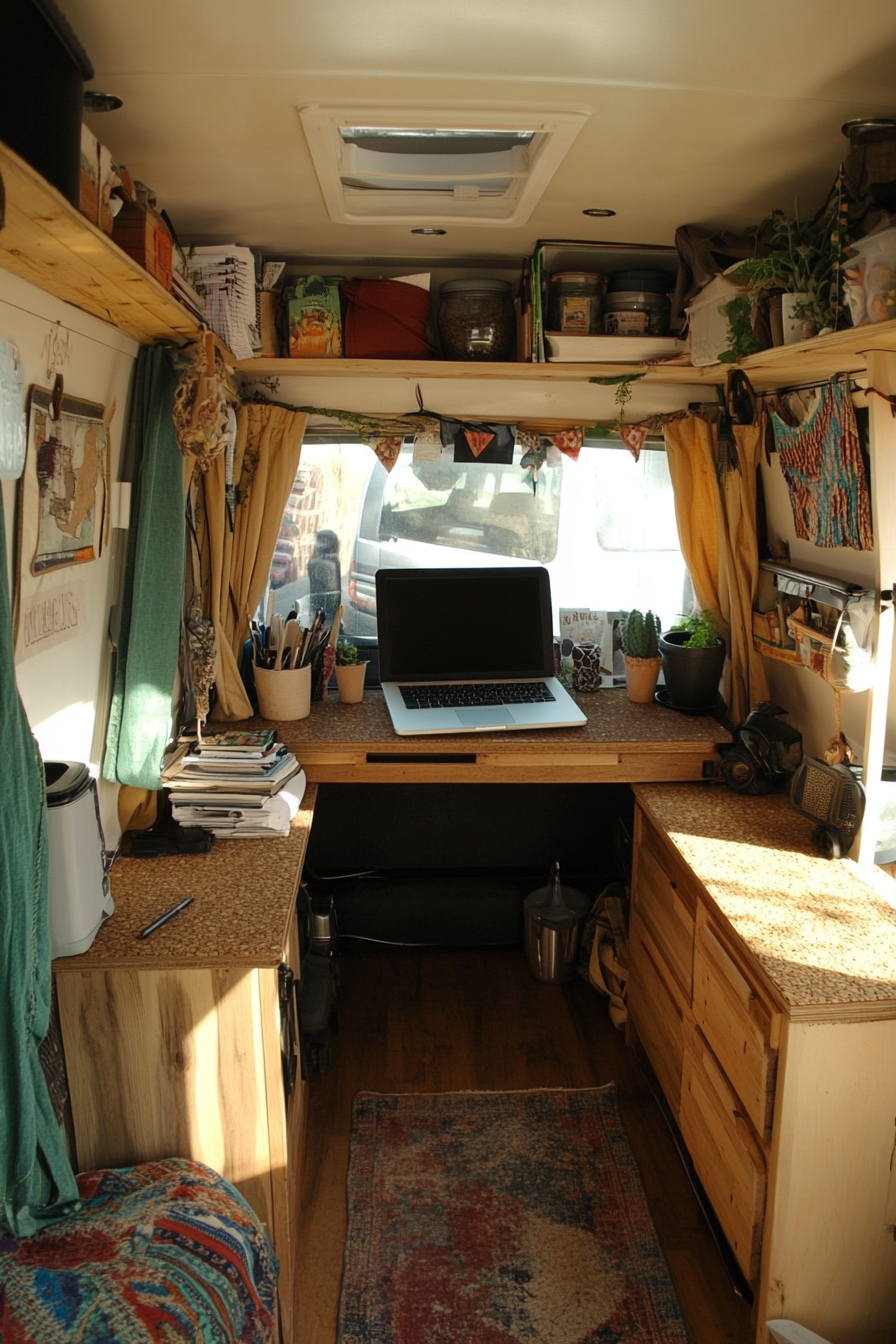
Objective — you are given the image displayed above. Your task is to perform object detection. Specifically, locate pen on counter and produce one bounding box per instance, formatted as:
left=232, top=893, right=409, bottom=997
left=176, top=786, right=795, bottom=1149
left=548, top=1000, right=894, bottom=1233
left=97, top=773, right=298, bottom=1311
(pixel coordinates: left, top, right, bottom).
left=138, top=896, right=194, bottom=940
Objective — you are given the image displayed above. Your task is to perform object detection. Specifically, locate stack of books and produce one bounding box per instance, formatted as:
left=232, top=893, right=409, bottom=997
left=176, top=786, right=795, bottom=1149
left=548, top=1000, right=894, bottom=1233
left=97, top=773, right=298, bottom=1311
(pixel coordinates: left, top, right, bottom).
left=162, top=728, right=305, bottom=839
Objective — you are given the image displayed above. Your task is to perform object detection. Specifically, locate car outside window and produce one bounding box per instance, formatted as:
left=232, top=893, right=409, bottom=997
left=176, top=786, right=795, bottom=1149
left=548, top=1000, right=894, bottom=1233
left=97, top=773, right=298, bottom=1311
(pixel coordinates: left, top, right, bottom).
left=264, top=437, right=691, bottom=640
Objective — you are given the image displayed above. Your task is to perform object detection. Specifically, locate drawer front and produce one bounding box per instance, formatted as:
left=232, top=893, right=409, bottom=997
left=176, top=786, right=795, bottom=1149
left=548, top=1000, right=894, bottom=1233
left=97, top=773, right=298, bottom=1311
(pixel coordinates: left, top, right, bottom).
left=693, top=916, right=778, bottom=1140
left=634, top=830, right=696, bottom=1000
left=628, top=909, right=685, bottom=1112
left=680, top=1032, right=766, bottom=1283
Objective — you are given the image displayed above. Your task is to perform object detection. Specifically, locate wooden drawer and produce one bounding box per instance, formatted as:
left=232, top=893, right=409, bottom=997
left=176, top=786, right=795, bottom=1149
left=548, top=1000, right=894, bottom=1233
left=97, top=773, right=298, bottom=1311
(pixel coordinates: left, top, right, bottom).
left=693, top=914, right=779, bottom=1140
left=628, top=908, right=686, bottom=1112
left=680, top=1030, right=766, bottom=1283
left=633, top=820, right=696, bottom=1000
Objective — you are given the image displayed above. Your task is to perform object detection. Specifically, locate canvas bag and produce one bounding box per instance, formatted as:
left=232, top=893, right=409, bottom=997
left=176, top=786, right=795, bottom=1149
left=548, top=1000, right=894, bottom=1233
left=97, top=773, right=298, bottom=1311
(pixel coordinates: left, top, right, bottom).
left=578, top=881, right=629, bottom=1027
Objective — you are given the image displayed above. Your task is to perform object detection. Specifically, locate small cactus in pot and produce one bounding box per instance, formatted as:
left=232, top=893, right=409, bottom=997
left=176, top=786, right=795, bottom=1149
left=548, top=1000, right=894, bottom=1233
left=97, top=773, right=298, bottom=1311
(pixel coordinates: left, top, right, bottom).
left=621, top=609, right=662, bottom=703
left=334, top=639, right=369, bottom=702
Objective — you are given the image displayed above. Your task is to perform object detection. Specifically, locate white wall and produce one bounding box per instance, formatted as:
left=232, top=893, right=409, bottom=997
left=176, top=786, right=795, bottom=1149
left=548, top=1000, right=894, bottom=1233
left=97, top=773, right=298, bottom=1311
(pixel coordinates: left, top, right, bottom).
left=0, top=271, right=138, bottom=844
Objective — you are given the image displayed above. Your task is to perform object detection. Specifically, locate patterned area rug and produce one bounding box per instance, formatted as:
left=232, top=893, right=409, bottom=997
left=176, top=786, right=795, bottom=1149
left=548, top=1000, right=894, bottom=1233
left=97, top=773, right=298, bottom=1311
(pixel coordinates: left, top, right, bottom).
left=338, top=1083, right=688, bottom=1344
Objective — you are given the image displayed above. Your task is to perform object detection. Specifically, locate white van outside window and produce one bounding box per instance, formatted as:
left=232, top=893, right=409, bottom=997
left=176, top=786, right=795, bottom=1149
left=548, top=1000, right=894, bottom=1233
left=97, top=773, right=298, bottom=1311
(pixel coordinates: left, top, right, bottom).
left=266, top=437, right=692, bottom=641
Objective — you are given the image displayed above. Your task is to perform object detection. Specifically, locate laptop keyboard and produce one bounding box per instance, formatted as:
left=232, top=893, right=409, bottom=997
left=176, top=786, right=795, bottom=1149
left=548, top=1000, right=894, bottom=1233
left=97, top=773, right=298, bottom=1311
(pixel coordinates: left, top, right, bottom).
left=399, top=681, right=556, bottom=710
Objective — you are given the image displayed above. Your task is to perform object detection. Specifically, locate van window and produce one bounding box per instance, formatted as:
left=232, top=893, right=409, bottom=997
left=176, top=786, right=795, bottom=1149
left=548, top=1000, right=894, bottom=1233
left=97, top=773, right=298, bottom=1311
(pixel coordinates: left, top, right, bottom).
left=265, top=438, right=691, bottom=639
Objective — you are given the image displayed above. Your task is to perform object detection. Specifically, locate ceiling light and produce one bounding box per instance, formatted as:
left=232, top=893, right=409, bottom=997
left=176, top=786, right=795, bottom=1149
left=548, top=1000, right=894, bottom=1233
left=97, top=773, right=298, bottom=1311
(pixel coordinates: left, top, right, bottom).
left=411, top=228, right=446, bottom=235
left=83, top=91, right=123, bottom=112
left=583, top=207, right=616, bottom=218
left=299, top=104, right=590, bottom=227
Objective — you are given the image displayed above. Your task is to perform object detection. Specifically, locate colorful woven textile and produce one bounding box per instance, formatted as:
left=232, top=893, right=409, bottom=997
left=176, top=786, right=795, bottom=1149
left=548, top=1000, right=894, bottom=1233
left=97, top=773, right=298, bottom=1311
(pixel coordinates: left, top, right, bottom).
left=0, top=1159, right=278, bottom=1344
left=338, top=1084, right=688, bottom=1344
left=771, top=377, right=873, bottom=550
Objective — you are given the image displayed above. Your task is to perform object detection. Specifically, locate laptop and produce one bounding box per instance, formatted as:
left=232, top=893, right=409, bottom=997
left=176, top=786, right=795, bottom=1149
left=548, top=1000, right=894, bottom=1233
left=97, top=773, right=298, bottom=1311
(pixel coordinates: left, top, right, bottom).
left=376, top=566, right=587, bottom=736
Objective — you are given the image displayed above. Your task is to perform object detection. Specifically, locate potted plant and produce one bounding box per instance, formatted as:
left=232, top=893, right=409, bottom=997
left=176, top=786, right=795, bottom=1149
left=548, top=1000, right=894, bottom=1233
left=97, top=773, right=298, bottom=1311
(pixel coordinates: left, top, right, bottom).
left=724, top=199, right=839, bottom=349
left=620, top=609, right=662, bottom=703
left=333, top=639, right=369, bottom=703
left=659, top=612, right=726, bottom=711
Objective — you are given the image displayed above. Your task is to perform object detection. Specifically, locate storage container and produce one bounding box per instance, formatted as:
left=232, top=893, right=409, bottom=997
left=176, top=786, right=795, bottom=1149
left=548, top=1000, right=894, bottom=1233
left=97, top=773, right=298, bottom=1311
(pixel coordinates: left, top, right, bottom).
left=1, top=0, right=94, bottom=207
left=604, top=290, right=671, bottom=337
left=438, top=279, right=515, bottom=360
left=548, top=271, right=602, bottom=333
left=684, top=273, right=748, bottom=366
left=606, top=269, right=673, bottom=295
left=843, top=226, right=896, bottom=326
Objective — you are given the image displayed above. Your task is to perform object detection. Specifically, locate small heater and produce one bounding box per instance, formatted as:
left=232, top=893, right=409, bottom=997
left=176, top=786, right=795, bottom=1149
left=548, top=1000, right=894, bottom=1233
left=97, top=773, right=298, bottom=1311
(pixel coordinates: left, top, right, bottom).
left=789, top=757, right=866, bottom=859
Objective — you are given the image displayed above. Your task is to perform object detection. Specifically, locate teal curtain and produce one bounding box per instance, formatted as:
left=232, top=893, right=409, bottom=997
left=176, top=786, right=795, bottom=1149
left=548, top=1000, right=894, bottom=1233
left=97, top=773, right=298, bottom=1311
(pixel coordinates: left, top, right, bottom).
left=0, top=492, right=80, bottom=1236
left=103, top=344, right=185, bottom=789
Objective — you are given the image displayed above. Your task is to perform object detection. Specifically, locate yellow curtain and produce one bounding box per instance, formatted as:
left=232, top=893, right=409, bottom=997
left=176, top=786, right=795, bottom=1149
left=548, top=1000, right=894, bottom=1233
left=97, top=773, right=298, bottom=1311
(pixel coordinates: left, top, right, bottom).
left=663, top=414, right=769, bottom=725
left=197, top=402, right=307, bottom=720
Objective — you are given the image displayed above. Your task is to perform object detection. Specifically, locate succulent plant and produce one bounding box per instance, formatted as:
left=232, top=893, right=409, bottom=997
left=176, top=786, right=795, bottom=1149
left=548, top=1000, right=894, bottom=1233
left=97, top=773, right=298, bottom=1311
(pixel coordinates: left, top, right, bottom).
left=621, top=609, right=661, bottom=659
left=335, top=639, right=363, bottom=666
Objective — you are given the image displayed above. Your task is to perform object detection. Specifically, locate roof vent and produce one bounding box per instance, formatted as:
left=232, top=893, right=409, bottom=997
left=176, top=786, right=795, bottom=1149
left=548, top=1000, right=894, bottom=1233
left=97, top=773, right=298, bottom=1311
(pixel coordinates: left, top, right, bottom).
left=298, top=104, right=589, bottom=226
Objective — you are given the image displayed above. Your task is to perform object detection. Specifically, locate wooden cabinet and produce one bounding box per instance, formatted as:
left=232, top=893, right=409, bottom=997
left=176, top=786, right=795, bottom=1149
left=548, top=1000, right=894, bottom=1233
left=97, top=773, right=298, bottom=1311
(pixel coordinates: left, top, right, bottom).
left=629, top=784, right=896, bottom=1344
left=54, top=791, right=316, bottom=1343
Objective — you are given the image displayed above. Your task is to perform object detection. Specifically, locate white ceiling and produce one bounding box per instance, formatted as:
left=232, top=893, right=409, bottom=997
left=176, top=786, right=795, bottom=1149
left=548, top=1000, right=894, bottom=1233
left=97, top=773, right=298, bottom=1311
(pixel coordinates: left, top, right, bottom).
left=68, top=0, right=896, bottom=264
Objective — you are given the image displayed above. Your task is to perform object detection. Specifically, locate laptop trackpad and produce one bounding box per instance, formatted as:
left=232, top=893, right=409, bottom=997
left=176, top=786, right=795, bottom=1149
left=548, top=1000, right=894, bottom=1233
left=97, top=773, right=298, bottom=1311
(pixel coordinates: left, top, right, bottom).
left=455, top=707, right=514, bottom=728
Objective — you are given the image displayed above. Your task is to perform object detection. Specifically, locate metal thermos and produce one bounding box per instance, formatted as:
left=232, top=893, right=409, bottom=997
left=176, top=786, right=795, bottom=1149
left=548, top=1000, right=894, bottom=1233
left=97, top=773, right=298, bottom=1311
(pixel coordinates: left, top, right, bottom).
left=524, top=861, right=591, bottom=984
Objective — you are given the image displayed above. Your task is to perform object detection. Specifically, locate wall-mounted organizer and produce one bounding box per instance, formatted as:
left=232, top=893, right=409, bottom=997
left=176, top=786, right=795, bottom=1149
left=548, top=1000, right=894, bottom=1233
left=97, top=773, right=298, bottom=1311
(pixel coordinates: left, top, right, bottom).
left=753, top=560, right=877, bottom=692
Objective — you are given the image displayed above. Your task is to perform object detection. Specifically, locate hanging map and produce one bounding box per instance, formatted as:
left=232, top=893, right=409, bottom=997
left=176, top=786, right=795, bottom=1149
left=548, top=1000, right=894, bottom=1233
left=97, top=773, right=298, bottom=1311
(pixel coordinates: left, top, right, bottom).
left=26, top=384, right=109, bottom=574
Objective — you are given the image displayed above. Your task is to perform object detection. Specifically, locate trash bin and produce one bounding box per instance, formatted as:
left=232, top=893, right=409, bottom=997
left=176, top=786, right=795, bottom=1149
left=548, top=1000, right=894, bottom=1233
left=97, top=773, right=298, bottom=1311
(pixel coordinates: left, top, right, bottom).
left=524, top=861, right=590, bottom=984
left=44, top=761, right=114, bottom=958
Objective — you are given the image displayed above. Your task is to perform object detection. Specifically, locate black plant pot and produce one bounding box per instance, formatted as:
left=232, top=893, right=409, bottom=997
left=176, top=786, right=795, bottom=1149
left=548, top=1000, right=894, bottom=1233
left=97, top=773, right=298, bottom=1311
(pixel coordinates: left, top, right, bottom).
left=659, top=631, right=726, bottom=709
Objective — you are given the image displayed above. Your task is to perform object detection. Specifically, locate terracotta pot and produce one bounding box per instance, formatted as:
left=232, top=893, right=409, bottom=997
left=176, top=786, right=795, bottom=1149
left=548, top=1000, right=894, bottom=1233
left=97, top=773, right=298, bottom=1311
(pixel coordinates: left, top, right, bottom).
left=334, top=662, right=368, bottom=704
left=624, top=654, right=662, bottom=703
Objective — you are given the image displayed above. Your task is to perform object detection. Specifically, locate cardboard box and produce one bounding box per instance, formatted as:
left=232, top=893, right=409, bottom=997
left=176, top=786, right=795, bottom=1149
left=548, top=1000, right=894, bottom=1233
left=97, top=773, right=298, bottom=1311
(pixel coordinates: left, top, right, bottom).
left=111, top=201, right=173, bottom=290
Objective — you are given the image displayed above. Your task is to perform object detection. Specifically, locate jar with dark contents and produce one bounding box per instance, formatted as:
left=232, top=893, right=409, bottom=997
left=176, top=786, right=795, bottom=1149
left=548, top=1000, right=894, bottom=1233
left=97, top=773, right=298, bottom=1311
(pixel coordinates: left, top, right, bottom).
left=438, top=279, right=515, bottom=360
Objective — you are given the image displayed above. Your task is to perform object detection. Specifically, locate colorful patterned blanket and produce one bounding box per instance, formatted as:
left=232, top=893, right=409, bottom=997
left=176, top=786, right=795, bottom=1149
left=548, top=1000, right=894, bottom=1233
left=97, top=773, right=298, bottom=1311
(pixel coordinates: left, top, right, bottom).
left=0, top=1159, right=278, bottom=1343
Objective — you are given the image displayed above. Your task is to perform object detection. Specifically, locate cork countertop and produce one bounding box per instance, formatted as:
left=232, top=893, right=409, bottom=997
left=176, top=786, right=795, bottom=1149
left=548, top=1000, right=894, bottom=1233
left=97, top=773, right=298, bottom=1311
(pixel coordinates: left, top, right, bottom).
left=268, top=686, right=732, bottom=749
left=635, top=783, right=896, bottom=1015
left=52, top=783, right=317, bottom=973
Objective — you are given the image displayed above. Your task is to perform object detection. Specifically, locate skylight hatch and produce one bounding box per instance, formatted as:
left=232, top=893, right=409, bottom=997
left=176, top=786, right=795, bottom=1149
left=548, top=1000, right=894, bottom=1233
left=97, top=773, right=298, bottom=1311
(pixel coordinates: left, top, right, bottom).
left=298, top=106, right=589, bottom=225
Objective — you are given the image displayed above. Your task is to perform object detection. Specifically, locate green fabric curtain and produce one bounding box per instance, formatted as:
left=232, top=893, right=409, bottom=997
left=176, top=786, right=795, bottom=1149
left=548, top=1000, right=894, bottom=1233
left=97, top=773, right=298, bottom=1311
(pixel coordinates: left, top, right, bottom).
left=0, top=492, right=80, bottom=1236
left=103, top=344, right=185, bottom=790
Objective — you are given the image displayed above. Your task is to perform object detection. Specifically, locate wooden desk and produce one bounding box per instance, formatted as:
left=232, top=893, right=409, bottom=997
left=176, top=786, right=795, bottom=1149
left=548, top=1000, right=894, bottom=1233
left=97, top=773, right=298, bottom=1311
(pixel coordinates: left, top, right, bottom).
left=54, top=785, right=317, bottom=1343
left=270, top=687, right=731, bottom=784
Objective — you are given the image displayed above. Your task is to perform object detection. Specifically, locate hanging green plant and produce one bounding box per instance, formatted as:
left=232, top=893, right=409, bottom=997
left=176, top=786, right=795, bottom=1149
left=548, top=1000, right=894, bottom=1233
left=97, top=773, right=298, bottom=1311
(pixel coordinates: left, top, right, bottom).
left=718, top=295, right=763, bottom=363
left=589, top=372, right=646, bottom=433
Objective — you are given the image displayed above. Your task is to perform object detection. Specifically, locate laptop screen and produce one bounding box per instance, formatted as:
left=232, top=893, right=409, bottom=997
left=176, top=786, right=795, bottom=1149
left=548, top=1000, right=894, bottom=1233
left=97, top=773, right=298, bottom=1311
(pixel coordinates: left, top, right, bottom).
left=376, top=567, right=555, bottom=683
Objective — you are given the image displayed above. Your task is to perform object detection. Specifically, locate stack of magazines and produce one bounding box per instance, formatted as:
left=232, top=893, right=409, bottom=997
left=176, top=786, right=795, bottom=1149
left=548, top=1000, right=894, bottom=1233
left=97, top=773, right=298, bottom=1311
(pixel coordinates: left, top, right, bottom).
left=162, top=728, right=306, bottom=838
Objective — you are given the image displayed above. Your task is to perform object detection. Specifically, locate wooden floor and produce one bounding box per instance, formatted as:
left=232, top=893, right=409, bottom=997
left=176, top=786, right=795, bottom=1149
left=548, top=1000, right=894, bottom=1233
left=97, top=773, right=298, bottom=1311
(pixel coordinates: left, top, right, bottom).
left=295, top=946, right=754, bottom=1344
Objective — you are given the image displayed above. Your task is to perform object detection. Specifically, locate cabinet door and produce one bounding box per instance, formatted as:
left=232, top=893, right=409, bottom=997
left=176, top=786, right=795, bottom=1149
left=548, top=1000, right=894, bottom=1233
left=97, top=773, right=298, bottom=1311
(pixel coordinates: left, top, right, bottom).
left=693, top=913, right=779, bottom=1140
left=680, top=1030, right=766, bottom=1283
left=634, top=823, right=696, bottom=1000
left=628, top=908, right=686, bottom=1111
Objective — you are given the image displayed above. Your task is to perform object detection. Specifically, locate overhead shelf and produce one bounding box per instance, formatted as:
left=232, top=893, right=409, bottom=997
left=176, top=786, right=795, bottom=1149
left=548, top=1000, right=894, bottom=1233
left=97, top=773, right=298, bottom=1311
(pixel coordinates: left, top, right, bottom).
left=235, top=355, right=720, bottom=385
left=4, top=131, right=896, bottom=388
left=236, top=322, right=896, bottom=391
left=0, top=139, right=200, bottom=345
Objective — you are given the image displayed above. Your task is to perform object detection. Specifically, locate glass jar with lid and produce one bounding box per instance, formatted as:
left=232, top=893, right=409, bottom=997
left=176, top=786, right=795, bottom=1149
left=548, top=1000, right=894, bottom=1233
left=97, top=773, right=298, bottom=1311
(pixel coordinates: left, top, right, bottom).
left=438, top=279, right=515, bottom=361
left=548, top=271, right=603, bottom=334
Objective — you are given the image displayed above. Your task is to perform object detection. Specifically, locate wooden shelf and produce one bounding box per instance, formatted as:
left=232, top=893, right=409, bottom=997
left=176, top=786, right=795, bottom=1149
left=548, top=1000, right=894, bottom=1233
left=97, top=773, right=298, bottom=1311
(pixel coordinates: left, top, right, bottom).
left=236, top=320, right=896, bottom=392
left=0, top=139, right=200, bottom=345
left=235, top=354, right=722, bottom=385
